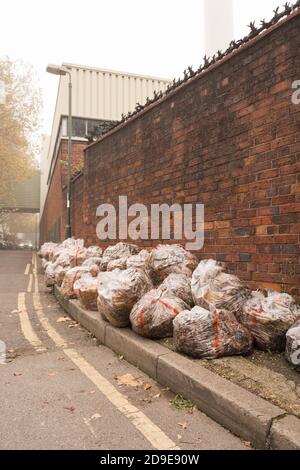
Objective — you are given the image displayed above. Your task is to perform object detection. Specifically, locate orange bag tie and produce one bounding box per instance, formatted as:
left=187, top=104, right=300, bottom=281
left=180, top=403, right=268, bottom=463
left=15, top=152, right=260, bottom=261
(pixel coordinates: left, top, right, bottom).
left=158, top=299, right=179, bottom=316
left=211, top=307, right=220, bottom=354
left=72, top=270, right=80, bottom=292
left=138, top=309, right=145, bottom=330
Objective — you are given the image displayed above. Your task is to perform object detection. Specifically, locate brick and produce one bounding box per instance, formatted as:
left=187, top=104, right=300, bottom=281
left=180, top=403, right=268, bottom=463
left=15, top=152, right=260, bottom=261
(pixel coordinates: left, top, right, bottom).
left=40, top=13, right=300, bottom=298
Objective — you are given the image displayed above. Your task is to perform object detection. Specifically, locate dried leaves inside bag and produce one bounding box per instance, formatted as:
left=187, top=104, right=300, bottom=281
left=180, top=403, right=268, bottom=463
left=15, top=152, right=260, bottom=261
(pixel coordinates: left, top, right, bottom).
left=174, top=306, right=253, bottom=359
left=130, top=289, right=188, bottom=339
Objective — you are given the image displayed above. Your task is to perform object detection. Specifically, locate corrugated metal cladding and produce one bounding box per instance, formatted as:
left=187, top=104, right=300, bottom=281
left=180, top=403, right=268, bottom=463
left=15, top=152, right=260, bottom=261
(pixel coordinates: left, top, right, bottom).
left=44, top=64, right=171, bottom=208
left=57, top=63, right=171, bottom=122
left=67, top=64, right=170, bottom=121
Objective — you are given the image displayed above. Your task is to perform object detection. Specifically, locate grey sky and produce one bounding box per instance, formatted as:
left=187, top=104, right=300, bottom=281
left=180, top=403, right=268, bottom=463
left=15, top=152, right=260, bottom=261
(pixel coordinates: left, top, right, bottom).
left=0, top=0, right=281, bottom=134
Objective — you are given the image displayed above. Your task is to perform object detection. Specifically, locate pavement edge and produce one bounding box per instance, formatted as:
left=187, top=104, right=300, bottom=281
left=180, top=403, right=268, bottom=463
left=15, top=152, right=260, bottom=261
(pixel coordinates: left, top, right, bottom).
left=54, top=285, right=300, bottom=450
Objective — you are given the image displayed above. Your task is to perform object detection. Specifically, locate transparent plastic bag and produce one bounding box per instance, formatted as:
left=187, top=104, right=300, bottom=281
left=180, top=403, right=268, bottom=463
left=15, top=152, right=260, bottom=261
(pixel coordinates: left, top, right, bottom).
left=286, top=321, right=300, bottom=370
left=61, top=266, right=97, bottom=299
left=107, top=258, right=128, bottom=272
left=130, top=289, right=188, bottom=339
left=126, top=250, right=151, bottom=272
left=54, top=265, right=70, bottom=287
left=45, top=262, right=56, bottom=287
left=159, top=273, right=193, bottom=307
left=97, top=268, right=153, bottom=328
left=86, top=246, right=103, bottom=258
left=149, top=244, right=198, bottom=284
left=238, top=290, right=300, bottom=352
left=174, top=306, right=253, bottom=359
left=192, top=259, right=250, bottom=315
left=100, top=242, right=140, bottom=271
left=39, top=242, right=58, bottom=261
left=74, top=274, right=99, bottom=311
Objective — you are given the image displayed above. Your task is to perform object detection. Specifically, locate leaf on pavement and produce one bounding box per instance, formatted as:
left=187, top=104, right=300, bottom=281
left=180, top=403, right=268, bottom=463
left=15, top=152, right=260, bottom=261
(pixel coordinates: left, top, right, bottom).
left=153, top=393, right=161, bottom=399
left=56, top=317, right=70, bottom=323
left=116, top=373, right=143, bottom=388
left=91, top=413, right=101, bottom=420
left=64, top=406, right=75, bottom=412
left=178, top=422, right=188, bottom=430
left=143, top=383, right=152, bottom=391
left=13, top=372, right=22, bottom=377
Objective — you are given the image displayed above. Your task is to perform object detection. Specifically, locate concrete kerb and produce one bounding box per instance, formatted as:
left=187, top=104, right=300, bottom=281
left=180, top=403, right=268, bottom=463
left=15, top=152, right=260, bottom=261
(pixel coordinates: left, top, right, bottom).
left=54, top=285, right=300, bottom=450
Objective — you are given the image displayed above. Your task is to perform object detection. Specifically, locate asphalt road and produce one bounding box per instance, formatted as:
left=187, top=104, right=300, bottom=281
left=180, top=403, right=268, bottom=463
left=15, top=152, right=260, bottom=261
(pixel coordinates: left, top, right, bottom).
left=0, top=250, right=249, bottom=450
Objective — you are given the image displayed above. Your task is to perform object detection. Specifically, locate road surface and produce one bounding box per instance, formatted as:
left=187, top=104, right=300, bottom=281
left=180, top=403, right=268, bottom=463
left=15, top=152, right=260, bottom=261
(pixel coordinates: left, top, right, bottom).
left=0, top=250, right=249, bottom=450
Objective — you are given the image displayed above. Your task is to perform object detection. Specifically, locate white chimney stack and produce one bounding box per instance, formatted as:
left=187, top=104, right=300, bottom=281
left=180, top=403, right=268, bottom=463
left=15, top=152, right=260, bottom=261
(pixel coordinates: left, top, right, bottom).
left=204, top=0, right=234, bottom=57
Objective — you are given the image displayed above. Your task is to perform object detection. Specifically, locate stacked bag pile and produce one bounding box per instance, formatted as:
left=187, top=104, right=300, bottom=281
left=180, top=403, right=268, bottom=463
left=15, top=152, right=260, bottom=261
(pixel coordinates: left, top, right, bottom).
left=39, top=239, right=300, bottom=368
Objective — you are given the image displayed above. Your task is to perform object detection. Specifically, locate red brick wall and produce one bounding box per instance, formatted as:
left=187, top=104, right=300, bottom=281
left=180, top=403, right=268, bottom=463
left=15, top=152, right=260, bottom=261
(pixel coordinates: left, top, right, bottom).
left=40, top=140, right=87, bottom=244
left=45, top=12, right=300, bottom=294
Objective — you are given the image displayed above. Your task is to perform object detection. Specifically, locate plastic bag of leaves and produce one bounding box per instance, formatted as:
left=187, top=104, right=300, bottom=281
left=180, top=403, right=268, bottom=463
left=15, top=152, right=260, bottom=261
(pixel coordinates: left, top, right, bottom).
left=81, top=257, right=100, bottom=277
left=61, top=266, right=98, bottom=299
left=39, top=242, right=58, bottom=260
left=45, top=262, right=56, bottom=287
left=86, top=246, right=103, bottom=258
left=107, top=257, right=128, bottom=272
left=159, top=273, right=193, bottom=307
left=174, top=306, right=253, bottom=359
left=54, top=265, right=70, bottom=287
left=100, top=242, right=140, bottom=271
left=97, top=268, right=153, bottom=328
left=192, top=259, right=250, bottom=315
left=74, top=274, right=100, bottom=311
left=286, top=321, right=300, bottom=370
left=126, top=250, right=151, bottom=272
left=41, top=259, right=50, bottom=271
left=130, top=289, right=188, bottom=339
left=237, top=290, right=300, bottom=352
left=149, top=244, right=198, bottom=284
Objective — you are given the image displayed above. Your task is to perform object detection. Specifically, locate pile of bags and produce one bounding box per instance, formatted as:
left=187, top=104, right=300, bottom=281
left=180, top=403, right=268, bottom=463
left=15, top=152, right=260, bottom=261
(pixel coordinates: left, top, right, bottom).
left=39, top=239, right=300, bottom=366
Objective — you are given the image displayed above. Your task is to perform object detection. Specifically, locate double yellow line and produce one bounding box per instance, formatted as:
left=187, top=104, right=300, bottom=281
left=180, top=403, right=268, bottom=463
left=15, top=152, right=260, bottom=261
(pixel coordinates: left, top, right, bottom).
left=18, top=253, right=179, bottom=451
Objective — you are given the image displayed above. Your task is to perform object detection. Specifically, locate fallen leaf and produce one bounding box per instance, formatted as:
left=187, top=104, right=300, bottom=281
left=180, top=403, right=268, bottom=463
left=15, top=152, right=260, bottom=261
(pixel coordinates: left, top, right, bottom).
left=64, top=406, right=75, bottom=412
left=178, top=422, right=188, bottom=430
left=13, top=372, right=22, bottom=377
left=56, top=317, right=69, bottom=323
left=143, top=383, right=152, bottom=391
left=57, top=357, right=65, bottom=361
left=116, top=373, right=143, bottom=388
left=153, top=393, right=161, bottom=399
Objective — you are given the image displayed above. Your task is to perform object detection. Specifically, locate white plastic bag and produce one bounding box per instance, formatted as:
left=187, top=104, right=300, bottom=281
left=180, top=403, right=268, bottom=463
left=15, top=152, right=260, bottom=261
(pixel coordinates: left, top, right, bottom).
left=286, top=321, right=300, bottom=370
left=238, top=290, right=300, bottom=352
left=192, top=259, right=250, bottom=315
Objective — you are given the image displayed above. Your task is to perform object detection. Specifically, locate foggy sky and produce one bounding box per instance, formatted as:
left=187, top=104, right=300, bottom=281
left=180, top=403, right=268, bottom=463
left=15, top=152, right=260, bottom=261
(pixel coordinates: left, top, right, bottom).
left=0, top=0, right=282, bottom=134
